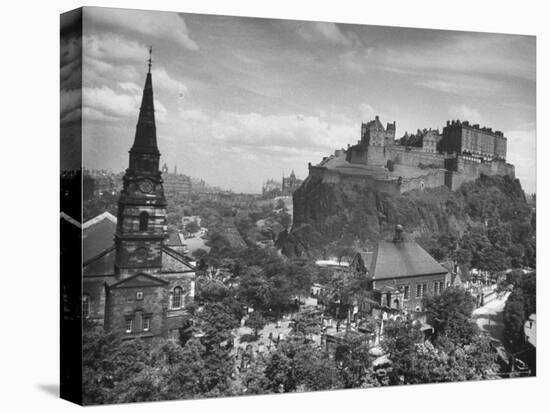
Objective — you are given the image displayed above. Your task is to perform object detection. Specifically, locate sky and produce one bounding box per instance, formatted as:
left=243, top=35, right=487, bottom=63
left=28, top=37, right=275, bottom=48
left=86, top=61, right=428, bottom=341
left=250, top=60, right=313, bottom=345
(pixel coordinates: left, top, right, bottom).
left=63, top=7, right=536, bottom=194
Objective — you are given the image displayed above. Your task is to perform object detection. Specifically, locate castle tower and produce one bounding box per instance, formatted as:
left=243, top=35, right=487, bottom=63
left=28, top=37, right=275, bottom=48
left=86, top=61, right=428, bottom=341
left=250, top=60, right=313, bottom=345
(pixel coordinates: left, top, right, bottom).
left=115, top=48, right=168, bottom=277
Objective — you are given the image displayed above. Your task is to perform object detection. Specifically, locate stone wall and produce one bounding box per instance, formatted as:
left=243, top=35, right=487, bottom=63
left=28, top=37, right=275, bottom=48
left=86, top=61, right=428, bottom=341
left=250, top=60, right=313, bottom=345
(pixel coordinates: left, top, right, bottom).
left=398, top=169, right=446, bottom=193
left=387, top=146, right=447, bottom=168
left=311, top=143, right=514, bottom=196
left=115, top=239, right=164, bottom=275
left=105, top=284, right=168, bottom=338
left=373, top=274, right=448, bottom=312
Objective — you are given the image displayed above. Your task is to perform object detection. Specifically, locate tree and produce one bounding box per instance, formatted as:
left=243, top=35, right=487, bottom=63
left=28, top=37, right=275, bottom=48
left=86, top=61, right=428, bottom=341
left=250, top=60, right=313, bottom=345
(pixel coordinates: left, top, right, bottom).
left=82, top=327, right=152, bottom=405
left=503, top=272, right=536, bottom=349
left=382, top=320, right=498, bottom=385
left=381, top=319, right=424, bottom=384
left=237, top=267, right=271, bottom=310
left=291, top=310, right=322, bottom=338
left=264, top=339, right=342, bottom=392
left=246, top=312, right=267, bottom=339
left=424, top=287, right=477, bottom=345
left=334, top=333, right=376, bottom=388
left=240, top=356, right=272, bottom=395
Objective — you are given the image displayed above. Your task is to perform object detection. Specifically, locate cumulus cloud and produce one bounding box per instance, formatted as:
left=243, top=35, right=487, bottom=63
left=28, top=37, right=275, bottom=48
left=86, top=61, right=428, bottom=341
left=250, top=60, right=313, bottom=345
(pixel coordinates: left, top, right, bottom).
left=297, top=21, right=358, bottom=47
left=153, top=67, right=188, bottom=96
left=82, top=86, right=167, bottom=123
left=86, top=7, right=198, bottom=50
left=84, top=33, right=149, bottom=63
left=209, top=111, right=354, bottom=155
left=448, top=104, right=482, bottom=123
left=359, top=103, right=377, bottom=120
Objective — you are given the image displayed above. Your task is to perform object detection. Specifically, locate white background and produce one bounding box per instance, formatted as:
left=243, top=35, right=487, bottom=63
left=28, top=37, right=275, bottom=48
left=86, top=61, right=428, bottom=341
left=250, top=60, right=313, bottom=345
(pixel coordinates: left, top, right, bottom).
left=0, top=0, right=547, bottom=411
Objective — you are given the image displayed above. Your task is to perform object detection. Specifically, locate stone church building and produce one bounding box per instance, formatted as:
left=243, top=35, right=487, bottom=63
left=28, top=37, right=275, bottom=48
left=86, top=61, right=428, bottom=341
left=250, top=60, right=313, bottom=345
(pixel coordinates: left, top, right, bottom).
left=78, top=57, right=196, bottom=340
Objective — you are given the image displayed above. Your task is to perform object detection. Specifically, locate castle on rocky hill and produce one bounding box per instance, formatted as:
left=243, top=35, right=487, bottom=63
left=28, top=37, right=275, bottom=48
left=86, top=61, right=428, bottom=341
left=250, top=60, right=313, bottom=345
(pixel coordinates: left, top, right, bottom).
left=307, top=116, right=515, bottom=195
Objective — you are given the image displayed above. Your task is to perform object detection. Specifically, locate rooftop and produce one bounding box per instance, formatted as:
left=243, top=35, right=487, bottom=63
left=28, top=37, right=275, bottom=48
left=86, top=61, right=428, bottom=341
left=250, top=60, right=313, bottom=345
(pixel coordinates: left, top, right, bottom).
left=370, top=241, right=448, bottom=280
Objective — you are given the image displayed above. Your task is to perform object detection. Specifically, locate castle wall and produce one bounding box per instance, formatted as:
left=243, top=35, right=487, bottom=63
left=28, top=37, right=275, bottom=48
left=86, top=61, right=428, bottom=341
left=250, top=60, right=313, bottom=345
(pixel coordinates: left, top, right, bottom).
left=357, top=145, right=448, bottom=169
left=373, top=180, right=401, bottom=196
left=387, top=146, right=447, bottom=168
left=399, top=169, right=446, bottom=193
left=346, top=145, right=369, bottom=164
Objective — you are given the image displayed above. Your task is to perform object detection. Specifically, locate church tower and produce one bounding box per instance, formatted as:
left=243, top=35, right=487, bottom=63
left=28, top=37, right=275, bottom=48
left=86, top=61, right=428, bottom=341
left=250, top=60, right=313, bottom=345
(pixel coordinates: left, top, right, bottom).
left=115, top=48, right=168, bottom=277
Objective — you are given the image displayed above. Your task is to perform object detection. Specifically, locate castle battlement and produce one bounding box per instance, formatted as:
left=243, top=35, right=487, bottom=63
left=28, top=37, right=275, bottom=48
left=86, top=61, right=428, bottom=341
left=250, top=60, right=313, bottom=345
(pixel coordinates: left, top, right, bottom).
left=309, top=117, right=515, bottom=195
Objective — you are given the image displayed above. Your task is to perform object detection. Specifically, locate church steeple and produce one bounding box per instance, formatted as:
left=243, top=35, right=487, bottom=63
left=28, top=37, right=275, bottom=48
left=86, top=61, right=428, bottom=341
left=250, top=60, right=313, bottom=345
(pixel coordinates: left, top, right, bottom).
left=115, top=47, right=167, bottom=277
left=130, top=46, right=159, bottom=158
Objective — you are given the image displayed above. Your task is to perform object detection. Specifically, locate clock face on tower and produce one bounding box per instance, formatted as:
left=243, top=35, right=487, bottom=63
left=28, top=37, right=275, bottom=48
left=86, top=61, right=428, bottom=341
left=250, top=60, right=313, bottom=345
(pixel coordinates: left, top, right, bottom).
left=139, top=179, right=154, bottom=194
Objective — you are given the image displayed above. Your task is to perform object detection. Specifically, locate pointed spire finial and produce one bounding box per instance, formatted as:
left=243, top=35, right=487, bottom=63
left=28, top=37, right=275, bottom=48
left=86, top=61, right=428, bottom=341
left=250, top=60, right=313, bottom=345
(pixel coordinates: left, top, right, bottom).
left=147, top=46, right=153, bottom=73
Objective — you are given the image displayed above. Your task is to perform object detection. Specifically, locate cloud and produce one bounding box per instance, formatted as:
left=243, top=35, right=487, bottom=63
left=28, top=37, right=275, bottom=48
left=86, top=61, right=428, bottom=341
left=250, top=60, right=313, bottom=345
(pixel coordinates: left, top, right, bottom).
left=86, top=7, right=198, bottom=50
left=118, top=81, right=141, bottom=93
left=82, top=86, right=167, bottom=123
left=153, top=67, right=188, bottom=96
left=416, top=76, right=501, bottom=97
left=179, top=108, right=209, bottom=123
left=168, top=108, right=356, bottom=168
left=359, top=103, right=377, bottom=120
left=60, top=89, right=81, bottom=120
left=379, top=33, right=534, bottom=82
left=339, top=48, right=374, bottom=73
left=448, top=104, right=482, bottom=123
left=296, top=22, right=357, bottom=47
left=505, top=128, right=536, bottom=194
left=84, top=33, right=149, bottom=63
left=83, top=34, right=188, bottom=98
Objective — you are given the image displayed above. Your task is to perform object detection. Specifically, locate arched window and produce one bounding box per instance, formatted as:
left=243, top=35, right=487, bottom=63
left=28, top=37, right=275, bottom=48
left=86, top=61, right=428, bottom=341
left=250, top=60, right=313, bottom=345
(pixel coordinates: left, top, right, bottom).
left=139, top=211, right=149, bottom=231
left=83, top=294, right=90, bottom=318
left=172, top=287, right=183, bottom=309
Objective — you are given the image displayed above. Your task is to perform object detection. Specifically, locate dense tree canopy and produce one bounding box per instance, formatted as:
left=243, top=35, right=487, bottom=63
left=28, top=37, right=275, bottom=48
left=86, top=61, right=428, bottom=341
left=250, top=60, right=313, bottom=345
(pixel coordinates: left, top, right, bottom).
left=424, top=287, right=478, bottom=345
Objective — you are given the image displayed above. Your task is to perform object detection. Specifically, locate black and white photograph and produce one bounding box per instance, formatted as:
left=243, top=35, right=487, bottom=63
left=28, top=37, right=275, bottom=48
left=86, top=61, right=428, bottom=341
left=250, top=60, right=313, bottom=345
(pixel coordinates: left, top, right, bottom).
left=56, top=1, right=540, bottom=409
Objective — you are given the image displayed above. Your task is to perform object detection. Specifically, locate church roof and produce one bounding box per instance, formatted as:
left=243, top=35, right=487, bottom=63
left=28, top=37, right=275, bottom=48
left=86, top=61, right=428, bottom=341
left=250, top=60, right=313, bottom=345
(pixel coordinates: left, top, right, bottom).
left=370, top=241, right=448, bottom=280
left=83, top=212, right=117, bottom=263
left=108, top=272, right=168, bottom=289
left=82, top=212, right=195, bottom=276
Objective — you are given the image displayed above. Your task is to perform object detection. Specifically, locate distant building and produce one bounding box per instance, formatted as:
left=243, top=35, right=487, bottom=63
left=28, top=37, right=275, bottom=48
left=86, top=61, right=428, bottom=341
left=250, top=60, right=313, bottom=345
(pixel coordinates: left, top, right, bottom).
left=262, top=171, right=303, bottom=198
left=281, top=170, right=303, bottom=196
left=83, top=168, right=123, bottom=195
left=262, top=178, right=282, bottom=198
left=161, top=163, right=191, bottom=198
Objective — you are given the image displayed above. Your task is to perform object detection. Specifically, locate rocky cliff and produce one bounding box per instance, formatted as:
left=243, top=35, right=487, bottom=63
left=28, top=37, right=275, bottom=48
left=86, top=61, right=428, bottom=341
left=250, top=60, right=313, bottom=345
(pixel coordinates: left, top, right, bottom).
left=277, top=173, right=532, bottom=259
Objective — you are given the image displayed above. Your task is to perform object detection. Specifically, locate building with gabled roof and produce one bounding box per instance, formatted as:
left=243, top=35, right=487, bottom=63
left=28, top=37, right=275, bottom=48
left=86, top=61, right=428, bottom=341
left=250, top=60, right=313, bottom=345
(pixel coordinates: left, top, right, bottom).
left=353, top=225, right=449, bottom=313
left=80, top=52, right=196, bottom=340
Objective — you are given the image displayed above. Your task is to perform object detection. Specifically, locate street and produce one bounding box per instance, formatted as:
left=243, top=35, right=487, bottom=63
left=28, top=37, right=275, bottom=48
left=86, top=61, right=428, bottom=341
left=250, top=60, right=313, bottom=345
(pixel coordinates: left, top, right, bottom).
left=472, top=291, right=510, bottom=344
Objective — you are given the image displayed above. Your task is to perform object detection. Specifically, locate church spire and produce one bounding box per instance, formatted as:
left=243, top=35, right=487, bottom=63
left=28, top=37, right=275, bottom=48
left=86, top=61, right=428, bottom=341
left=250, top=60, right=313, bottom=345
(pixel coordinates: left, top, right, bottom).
left=130, top=46, right=159, bottom=156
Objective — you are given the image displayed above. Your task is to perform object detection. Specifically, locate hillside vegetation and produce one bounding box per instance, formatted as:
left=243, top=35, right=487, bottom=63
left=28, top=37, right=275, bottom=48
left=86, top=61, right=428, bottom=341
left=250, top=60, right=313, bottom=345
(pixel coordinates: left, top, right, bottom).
left=278, top=174, right=535, bottom=271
